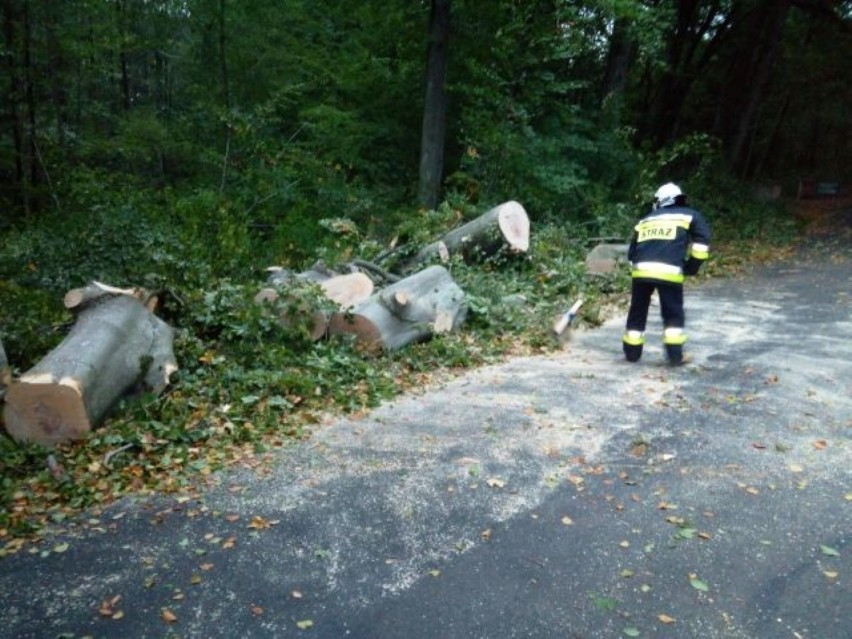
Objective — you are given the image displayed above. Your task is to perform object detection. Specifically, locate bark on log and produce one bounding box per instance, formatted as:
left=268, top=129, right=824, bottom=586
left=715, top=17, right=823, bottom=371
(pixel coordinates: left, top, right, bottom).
left=3, top=292, right=178, bottom=446
left=255, top=272, right=375, bottom=340
left=327, top=265, right=467, bottom=351
left=64, top=280, right=158, bottom=312
left=405, top=201, right=530, bottom=269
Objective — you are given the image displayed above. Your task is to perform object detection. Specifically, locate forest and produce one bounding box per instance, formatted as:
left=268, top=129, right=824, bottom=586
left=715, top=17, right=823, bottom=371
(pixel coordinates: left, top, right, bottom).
left=0, top=1, right=850, bottom=538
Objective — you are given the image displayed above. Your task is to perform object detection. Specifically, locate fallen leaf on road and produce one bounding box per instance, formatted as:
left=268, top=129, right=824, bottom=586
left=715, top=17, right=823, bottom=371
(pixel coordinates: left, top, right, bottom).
left=296, top=619, right=314, bottom=629
left=820, top=545, right=840, bottom=557
left=251, top=605, right=264, bottom=616
left=689, top=577, right=709, bottom=592
left=481, top=528, right=492, bottom=541
left=561, top=516, right=574, bottom=526
left=813, top=440, right=827, bottom=450
left=486, top=478, right=506, bottom=488
left=624, top=627, right=641, bottom=636
left=788, top=464, right=804, bottom=473
left=161, top=609, right=178, bottom=623
left=658, top=614, right=676, bottom=624
left=98, top=595, right=122, bottom=618
left=823, top=570, right=838, bottom=579
left=248, top=515, right=271, bottom=530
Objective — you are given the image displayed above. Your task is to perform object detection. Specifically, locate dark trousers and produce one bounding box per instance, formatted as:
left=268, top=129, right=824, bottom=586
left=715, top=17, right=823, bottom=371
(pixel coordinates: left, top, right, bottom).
left=626, top=279, right=684, bottom=332
left=624, top=279, right=686, bottom=363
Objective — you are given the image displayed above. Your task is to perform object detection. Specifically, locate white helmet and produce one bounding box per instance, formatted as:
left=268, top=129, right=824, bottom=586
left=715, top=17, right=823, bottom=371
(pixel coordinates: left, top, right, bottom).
left=654, top=182, right=683, bottom=208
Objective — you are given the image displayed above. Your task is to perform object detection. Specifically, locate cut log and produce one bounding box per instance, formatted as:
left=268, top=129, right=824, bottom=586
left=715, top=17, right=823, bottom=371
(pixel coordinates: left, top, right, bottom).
left=327, top=265, right=467, bottom=351
left=585, top=242, right=629, bottom=275
left=64, top=280, right=158, bottom=312
left=3, top=292, right=178, bottom=447
left=256, top=270, right=375, bottom=340
left=406, top=201, right=530, bottom=269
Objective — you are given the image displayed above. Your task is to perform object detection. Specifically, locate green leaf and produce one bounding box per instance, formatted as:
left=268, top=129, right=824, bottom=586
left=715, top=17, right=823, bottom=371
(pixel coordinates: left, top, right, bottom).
left=690, top=578, right=709, bottom=592
left=296, top=619, right=314, bottom=629
left=820, top=545, right=840, bottom=557
left=624, top=628, right=641, bottom=637
left=589, top=593, right=618, bottom=611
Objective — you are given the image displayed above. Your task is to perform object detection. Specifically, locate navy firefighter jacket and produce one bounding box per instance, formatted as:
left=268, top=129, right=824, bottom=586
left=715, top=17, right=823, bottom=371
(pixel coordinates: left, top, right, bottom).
left=627, top=205, right=711, bottom=283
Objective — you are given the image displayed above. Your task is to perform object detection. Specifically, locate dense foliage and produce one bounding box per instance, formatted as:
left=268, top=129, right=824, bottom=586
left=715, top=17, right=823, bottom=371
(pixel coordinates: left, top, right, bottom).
left=0, top=0, right=845, bottom=541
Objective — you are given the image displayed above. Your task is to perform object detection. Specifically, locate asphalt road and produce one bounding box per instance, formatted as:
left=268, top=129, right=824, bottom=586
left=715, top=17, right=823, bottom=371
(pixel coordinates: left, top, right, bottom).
left=1, top=240, right=850, bottom=639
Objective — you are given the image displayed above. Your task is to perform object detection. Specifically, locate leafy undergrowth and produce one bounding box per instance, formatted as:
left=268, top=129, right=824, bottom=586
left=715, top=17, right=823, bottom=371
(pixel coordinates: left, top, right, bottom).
left=0, top=204, right=811, bottom=552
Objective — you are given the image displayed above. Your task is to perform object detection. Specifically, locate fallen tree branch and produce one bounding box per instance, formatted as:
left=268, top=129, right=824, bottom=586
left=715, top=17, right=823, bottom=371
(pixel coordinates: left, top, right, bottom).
left=351, top=259, right=401, bottom=284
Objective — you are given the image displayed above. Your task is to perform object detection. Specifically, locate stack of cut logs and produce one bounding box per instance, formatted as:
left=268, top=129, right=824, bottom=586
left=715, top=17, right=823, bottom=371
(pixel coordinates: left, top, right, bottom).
left=2, top=201, right=531, bottom=446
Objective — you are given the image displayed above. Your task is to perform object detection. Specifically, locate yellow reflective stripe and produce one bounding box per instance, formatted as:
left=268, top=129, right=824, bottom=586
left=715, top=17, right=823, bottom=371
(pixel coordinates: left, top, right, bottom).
left=623, top=332, right=645, bottom=346
left=633, top=261, right=682, bottom=274
left=689, top=243, right=709, bottom=259
left=635, top=220, right=690, bottom=232
left=644, top=212, right=693, bottom=224
left=663, top=329, right=688, bottom=345
left=632, top=269, right=684, bottom=283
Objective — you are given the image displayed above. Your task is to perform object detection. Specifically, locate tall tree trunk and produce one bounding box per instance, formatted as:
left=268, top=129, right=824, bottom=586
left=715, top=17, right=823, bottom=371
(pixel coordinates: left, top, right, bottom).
left=2, top=1, right=27, bottom=214
left=21, top=0, right=36, bottom=214
left=116, top=1, right=130, bottom=110
left=641, top=0, right=735, bottom=148
left=218, top=0, right=230, bottom=111
left=416, top=0, right=450, bottom=211
left=728, top=0, right=791, bottom=176
left=601, top=17, right=635, bottom=110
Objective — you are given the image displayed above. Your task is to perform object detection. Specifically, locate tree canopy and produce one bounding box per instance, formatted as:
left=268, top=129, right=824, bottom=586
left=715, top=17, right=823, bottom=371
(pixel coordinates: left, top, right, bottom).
left=1, top=0, right=849, bottom=234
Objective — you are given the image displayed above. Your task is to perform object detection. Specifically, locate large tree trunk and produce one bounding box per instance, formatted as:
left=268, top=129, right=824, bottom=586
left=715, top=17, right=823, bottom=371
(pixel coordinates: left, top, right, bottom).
left=601, top=16, right=635, bottom=110
left=727, top=0, right=790, bottom=176
left=255, top=267, right=375, bottom=340
left=405, top=200, right=529, bottom=270
left=327, top=265, right=467, bottom=352
left=0, top=337, right=9, bottom=401
left=416, top=0, right=451, bottom=210
left=3, top=283, right=178, bottom=446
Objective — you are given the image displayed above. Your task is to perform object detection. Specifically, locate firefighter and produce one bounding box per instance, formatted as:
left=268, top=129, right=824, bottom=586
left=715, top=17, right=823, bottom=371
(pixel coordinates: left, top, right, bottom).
left=623, top=182, right=711, bottom=365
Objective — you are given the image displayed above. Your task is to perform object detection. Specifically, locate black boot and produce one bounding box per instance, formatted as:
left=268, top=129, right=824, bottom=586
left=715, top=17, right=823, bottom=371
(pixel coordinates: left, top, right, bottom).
left=623, top=343, right=643, bottom=363
left=665, top=344, right=683, bottom=366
